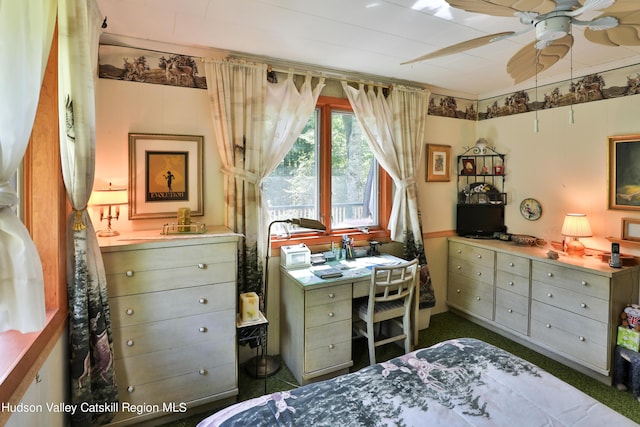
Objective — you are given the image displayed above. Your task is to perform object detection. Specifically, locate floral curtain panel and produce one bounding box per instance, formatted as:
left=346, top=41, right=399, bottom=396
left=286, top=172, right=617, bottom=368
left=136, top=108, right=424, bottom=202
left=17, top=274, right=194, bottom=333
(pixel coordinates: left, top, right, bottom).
left=58, top=0, right=118, bottom=425
left=341, top=83, right=435, bottom=309
left=0, top=0, right=56, bottom=333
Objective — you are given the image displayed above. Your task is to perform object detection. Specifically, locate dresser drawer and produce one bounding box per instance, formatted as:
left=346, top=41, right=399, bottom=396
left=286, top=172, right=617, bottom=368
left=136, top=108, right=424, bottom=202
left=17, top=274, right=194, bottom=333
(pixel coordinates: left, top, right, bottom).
left=448, top=257, right=494, bottom=286
left=103, top=241, right=237, bottom=274
left=531, top=282, right=608, bottom=322
left=115, top=340, right=235, bottom=387
left=114, top=360, right=237, bottom=419
left=447, top=274, right=493, bottom=320
left=305, top=299, right=351, bottom=328
left=496, top=253, right=530, bottom=278
left=449, top=241, right=494, bottom=268
left=495, top=288, right=529, bottom=335
left=496, top=270, right=529, bottom=297
left=531, top=261, right=610, bottom=300
left=110, top=282, right=235, bottom=328
left=530, top=301, right=607, bottom=369
left=112, top=310, right=235, bottom=358
left=306, top=284, right=351, bottom=308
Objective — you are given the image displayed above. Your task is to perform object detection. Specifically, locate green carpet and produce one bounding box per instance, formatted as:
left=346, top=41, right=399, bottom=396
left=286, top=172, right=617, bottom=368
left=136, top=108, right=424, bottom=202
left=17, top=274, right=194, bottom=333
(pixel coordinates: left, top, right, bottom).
left=160, top=311, right=640, bottom=426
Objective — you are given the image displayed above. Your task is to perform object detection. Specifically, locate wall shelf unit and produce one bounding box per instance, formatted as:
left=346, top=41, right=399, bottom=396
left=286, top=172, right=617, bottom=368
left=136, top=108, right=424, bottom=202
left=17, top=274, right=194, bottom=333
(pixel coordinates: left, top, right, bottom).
left=457, top=145, right=506, bottom=205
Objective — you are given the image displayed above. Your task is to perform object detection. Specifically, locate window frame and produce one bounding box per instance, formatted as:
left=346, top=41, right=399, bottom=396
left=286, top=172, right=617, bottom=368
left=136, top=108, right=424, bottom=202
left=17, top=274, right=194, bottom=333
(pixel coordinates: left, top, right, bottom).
left=0, top=27, right=67, bottom=420
left=272, top=95, right=392, bottom=251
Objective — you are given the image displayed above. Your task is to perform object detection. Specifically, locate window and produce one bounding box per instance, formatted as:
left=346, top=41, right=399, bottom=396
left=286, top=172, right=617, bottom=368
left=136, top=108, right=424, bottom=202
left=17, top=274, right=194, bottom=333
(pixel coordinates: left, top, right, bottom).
left=263, top=96, right=391, bottom=237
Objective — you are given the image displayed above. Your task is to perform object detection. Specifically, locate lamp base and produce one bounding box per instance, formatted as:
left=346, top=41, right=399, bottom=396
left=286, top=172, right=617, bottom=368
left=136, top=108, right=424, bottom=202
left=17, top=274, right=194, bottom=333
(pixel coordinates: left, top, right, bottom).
left=97, top=228, right=120, bottom=237
left=245, top=355, right=280, bottom=378
left=565, top=238, right=585, bottom=257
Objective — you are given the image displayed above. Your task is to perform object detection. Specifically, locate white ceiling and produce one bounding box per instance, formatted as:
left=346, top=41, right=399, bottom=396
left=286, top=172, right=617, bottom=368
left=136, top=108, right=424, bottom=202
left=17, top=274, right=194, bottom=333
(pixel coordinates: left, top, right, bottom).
left=95, top=0, right=640, bottom=98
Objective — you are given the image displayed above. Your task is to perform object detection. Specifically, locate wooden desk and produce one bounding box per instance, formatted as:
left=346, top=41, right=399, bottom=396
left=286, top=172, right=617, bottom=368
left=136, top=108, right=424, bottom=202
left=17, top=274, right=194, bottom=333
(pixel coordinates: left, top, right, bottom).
left=279, top=255, right=419, bottom=385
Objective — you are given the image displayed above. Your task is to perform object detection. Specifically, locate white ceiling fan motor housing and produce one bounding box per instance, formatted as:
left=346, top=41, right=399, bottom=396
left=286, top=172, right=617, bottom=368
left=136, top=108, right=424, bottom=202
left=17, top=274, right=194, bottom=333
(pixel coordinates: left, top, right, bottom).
left=535, top=15, right=571, bottom=41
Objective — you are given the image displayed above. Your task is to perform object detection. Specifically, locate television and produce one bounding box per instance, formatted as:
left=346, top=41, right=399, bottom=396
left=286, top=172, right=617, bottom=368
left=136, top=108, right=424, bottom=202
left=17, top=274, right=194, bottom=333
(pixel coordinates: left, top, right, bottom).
left=456, top=204, right=506, bottom=237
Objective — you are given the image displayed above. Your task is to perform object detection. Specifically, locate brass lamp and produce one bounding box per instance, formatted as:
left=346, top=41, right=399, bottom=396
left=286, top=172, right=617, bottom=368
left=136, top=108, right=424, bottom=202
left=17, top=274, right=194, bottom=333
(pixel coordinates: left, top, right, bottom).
left=245, top=217, right=326, bottom=378
left=561, top=213, right=592, bottom=257
left=89, top=183, right=128, bottom=237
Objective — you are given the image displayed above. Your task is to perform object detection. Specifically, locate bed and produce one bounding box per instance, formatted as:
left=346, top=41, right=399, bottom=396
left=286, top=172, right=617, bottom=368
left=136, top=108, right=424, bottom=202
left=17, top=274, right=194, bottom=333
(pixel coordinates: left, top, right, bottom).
left=198, top=338, right=636, bottom=426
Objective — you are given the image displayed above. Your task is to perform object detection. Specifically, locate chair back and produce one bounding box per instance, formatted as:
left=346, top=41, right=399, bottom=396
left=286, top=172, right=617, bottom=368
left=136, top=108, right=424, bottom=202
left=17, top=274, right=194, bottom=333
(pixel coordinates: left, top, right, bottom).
left=369, top=258, right=419, bottom=309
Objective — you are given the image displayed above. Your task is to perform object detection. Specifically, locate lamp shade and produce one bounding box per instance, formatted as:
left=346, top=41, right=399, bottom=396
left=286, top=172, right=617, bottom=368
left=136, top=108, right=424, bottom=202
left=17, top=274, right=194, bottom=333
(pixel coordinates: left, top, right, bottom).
left=89, top=185, right=128, bottom=206
left=561, top=213, right=592, bottom=238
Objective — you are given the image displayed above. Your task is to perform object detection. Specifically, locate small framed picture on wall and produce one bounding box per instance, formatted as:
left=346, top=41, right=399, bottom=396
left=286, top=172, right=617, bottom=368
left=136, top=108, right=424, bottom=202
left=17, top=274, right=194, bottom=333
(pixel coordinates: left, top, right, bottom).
left=426, top=144, right=451, bottom=182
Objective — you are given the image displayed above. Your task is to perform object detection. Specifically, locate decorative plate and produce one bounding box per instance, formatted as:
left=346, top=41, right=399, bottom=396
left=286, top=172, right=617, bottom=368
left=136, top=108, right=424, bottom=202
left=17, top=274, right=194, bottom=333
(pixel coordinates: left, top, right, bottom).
left=520, top=198, right=542, bottom=221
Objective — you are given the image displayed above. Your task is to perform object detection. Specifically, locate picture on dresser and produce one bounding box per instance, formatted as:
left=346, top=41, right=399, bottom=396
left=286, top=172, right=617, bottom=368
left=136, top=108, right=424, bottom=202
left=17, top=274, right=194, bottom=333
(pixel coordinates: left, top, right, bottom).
left=609, top=134, right=640, bottom=211
left=129, top=133, right=203, bottom=219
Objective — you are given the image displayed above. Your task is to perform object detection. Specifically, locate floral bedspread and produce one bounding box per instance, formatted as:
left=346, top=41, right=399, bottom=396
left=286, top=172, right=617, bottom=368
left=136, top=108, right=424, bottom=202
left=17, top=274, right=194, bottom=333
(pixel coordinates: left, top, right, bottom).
left=198, top=338, right=636, bottom=427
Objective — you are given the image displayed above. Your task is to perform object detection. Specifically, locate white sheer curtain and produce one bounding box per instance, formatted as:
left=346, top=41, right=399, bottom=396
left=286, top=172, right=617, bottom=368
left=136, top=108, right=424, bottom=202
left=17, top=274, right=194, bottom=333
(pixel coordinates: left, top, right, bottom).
left=0, top=0, right=56, bottom=333
left=341, top=83, right=430, bottom=243
left=259, top=73, right=324, bottom=256
left=59, top=0, right=118, bottom=424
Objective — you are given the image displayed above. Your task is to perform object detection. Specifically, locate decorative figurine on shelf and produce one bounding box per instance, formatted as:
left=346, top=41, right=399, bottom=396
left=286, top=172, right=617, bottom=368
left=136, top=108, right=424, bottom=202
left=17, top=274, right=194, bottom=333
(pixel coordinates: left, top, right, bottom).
left=461, top=159, right=475, bottom=175
left=481, top=166, right=489, bottom=175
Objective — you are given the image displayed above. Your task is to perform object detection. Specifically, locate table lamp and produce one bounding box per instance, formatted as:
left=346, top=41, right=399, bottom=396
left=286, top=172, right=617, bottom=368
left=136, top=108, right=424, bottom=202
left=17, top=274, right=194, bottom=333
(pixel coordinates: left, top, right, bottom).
left=89, top=183, right=128, bottom=237
left=561, top=213, right=592, bottom=257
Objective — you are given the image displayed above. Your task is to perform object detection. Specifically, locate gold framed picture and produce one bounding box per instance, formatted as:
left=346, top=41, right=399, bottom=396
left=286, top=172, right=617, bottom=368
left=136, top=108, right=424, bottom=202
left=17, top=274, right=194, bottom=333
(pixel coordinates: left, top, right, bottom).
left=426, top=144, right=451, bottom=182
left=609, top=134, right=640, bottom=211
left=128, top=133, right=203, bottom=219
left=622, top=217, right=640, bottom=241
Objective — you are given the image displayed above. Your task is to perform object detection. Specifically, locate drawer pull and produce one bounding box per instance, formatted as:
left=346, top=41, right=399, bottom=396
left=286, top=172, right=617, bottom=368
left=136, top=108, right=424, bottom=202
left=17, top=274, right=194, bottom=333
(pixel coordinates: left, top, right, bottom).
left=579, top=336, right=586, bottom=342
left=328, top=312, right=334, bottom=317
left=456, top=289, right=461, bottom=294
left=581, top=280, right=587, bottom=286
left=199, top=298, right=208, bottom=304
left=328, top=293, right=335, bottom=299
left=509, top=262, right=515, bottom=267
left=199, top=369, right=208, bottom=376
left=127, top=386, right=135, bottom=393
left=199, top=326, right=207, bottom=333
left=545, top=323, right=551, bottom=328
left=126, top=308, right=134, bottom=315
left=127, top=339, right=134, bottom=347
left=477, top=254, right=482, bottom=259
left=126, top=270, right=134, bottom=277
left=547, top=272, right=553, bottom=277
left=476, top=272, right=482, bottom=276
left=197, top=263, right=206, bottom=269
left=457, top=249, right=462, bottom=254
left=508, top=281, right=514, bottom=286
left=508, top=308, right=513, bottom=313
left=580, top=303, right=587, bottom=309
left=547, top=293, right=553, bottom=298
left=457, top=265, right=462, bottom=270
left=328, top=344, right=335, bottom=349
left=475, top=296, right=481, bottom=301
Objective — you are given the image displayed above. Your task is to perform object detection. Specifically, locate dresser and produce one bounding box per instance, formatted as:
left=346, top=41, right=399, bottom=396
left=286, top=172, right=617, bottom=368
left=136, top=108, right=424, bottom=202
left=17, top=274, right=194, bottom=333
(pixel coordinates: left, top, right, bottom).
left=100, top=228, right=239, bottom=425
left=447, top=236, right=639, bottom=383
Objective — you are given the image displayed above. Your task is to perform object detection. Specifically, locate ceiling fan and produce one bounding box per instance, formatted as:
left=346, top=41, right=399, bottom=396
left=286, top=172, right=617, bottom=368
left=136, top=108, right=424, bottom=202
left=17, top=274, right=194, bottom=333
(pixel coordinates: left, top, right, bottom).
left=403, top=0, right=640, bottom=84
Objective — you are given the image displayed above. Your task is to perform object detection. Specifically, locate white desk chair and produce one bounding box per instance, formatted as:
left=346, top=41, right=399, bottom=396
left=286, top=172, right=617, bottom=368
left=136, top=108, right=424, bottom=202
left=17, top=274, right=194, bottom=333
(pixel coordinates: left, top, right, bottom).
left=355, top=258, right=419, bottom=365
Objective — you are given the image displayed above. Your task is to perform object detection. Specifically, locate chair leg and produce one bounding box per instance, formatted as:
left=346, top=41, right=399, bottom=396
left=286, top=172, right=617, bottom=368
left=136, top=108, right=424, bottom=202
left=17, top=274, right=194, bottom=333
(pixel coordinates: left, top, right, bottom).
left=404, top=315, right=411, bottom=354
left=366, top=319, right=376, bottom=365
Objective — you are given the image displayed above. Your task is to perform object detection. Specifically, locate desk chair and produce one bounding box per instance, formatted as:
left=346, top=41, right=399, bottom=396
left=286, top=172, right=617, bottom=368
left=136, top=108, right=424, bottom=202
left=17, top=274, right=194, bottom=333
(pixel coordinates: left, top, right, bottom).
left=355, top=258, right=419, bottom=365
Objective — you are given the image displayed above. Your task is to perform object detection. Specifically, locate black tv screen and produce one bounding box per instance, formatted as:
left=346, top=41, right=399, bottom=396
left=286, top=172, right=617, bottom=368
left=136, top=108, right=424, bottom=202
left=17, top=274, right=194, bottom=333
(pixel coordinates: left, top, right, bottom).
left=456, top=204, right=506, bottom=237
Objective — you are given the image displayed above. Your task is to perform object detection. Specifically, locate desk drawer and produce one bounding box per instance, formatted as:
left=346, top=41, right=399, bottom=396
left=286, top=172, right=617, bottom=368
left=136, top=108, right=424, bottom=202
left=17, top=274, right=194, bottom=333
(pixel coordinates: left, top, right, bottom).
left=304, top=326, right=351, bottom=373
left=306, top=284, right=351, bottom=308
left=305, top=299, right=351, bottom=328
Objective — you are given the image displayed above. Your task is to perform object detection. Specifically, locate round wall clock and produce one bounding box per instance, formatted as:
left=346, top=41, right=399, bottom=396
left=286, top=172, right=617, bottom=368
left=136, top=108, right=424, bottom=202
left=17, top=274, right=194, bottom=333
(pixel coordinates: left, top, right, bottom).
left=520, top=198, right=542, bottom=221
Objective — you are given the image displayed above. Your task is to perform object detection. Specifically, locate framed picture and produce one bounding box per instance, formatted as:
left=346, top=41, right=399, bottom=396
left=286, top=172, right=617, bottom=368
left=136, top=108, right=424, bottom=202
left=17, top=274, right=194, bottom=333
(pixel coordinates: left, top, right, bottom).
left=426, top=144, right=451, bottom=182
left=461, top=158, right=475, bottom=175
left=609, top=134, right=640, bottom=210
left=129, top=133, right=203, bottom=219
left=622, top=218, right=640, bottom=241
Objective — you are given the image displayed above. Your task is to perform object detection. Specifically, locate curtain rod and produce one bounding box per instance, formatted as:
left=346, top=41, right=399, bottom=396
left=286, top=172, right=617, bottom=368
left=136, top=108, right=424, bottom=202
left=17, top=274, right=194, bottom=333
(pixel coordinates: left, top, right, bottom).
left=268, top=65, right=390, bottom=89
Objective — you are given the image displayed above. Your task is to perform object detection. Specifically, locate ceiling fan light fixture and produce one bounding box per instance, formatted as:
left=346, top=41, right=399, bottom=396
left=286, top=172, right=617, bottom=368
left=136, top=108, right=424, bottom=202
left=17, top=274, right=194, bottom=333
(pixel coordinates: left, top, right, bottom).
left=536, top=15, right=571, bottom=42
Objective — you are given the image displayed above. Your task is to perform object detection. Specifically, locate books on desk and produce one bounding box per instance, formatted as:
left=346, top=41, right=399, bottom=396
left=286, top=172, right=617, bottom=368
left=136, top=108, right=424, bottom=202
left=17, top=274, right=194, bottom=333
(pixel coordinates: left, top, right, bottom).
left=310, top=265, right=343, bottom=279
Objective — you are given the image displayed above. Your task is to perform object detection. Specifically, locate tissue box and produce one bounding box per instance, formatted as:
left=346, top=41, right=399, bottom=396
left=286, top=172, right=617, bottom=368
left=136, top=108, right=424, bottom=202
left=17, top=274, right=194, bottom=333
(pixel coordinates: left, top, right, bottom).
left=617, top=326, right=640, bottom=352
left=239, top=292, right=260, bottom=323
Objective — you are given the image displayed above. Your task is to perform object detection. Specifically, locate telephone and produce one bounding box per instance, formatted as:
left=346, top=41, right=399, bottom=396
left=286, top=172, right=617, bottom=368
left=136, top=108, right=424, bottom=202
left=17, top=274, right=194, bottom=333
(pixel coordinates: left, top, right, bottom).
left=610, top=242, right=622, bottom=268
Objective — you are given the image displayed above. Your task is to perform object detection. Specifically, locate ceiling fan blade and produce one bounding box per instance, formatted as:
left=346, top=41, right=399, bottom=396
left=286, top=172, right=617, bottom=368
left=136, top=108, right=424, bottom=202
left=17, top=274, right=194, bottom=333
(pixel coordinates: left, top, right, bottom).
left=584, top=11, right=640, bottom=46
left=567, top=0, right=615, bottom=17
left=401, top=32, right=516, bottom=64
left=446, top=0, right=556, bottom=17
left=579, top=0, right=640, bottom=13
left=507, top=35, right=573, bottom=84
